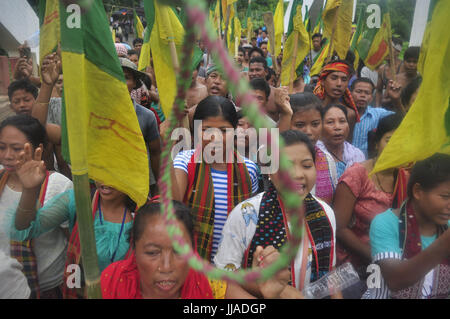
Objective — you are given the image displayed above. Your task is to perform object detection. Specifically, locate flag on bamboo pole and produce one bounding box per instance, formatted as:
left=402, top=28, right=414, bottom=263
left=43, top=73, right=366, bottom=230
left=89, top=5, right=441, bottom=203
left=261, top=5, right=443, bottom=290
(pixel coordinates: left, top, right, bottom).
left=222, top=0, right=237, bottom=19
left=133, top=9, right=144, bottom=39
left=228, top=15, right=239, bottom=56
left=210, top=0, right=221, bottom=36
left=142, top=0, right=185, bottom=118
left=372, top=0, right=450, bottom=174
left=59, top=0, right=149, bottom=206
left=356, top=0, right=391, bottom=70
left=310, top=38, right=330, bottom=76
left=38, top=0, right=60, bottom=65
left=280, top=0, right=310, bottom=86
left=244, top=0, right=253, bottom=41
left=137, top=0, right=155, bottom=73
left=273, top=0, right=285, bottom=57
left=322, top=0, right=354, bottom=60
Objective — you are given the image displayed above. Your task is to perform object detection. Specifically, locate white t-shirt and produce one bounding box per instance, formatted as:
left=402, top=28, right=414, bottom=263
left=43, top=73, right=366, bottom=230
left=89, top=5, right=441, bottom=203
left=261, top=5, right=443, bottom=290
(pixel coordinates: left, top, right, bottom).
left=0, top=250, right=30, bottom=299
left=173, top=149, right=260, bottom=261
left=214, top=192, right=336, bottom=289
left=0, top=172, right=73, bottom=291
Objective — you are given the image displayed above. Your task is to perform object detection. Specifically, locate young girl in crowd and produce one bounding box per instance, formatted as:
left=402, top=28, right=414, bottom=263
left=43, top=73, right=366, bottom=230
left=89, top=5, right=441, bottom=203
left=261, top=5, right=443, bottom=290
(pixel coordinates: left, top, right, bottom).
left=214, top=130, right=340, bottom=298
left=9, top=138, right=137, bottom=298
left=316, top=104, right=365, bottom=179
left=0, top=115, right=72, bottom=298
left=333, top=114, right=405, bottom=298
left=101, top=201, right=290, bottom=299
left=172, top=96, right=260, bottom=262
left=289, top=92, right=338, bottom=204
left=366, top=153, right=450, bottom=299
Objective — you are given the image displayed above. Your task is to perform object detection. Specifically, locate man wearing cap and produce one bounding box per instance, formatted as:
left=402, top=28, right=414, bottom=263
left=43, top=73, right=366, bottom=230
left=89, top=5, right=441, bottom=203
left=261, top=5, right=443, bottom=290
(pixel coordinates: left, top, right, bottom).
left=187, top=63, right=231, bottom=130
left=313, top=60, right=359, bottom=139
left=120, top=57, right=162, bottom=196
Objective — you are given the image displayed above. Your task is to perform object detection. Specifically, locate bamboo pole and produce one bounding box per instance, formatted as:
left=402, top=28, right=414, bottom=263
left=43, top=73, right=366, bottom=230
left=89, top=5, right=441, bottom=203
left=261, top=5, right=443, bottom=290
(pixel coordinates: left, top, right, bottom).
left=72, top=174, right=102, bottom=299
left=288, top=31, right=299, bottom=94
left=247, top=0, right=252, bottom=41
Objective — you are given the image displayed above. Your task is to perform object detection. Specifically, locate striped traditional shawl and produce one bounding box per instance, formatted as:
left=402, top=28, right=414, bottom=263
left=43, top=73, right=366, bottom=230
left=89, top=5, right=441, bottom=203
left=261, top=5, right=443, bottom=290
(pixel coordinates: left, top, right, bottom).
left=184, top=148, right=253, bottom=261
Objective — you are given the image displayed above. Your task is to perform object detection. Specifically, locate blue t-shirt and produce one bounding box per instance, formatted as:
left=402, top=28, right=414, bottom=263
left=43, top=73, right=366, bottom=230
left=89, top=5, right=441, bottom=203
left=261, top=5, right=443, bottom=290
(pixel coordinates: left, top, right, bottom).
left=370, top=209, right=442, bottom=262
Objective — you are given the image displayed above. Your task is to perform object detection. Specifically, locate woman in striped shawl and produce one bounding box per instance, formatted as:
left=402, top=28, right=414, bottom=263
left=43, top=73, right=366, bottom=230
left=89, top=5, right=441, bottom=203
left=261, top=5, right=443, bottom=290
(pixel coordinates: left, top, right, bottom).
left=172, top=96, right=260, bottom=263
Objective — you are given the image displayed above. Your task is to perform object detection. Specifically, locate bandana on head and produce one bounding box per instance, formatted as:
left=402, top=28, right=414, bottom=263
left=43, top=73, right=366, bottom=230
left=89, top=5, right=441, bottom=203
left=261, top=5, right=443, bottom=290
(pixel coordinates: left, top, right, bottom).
left=206, top=63, right=219, bottom=77
left=115, top=43, right=128, bottom=58
left=313, top=62, right=360, bottom=122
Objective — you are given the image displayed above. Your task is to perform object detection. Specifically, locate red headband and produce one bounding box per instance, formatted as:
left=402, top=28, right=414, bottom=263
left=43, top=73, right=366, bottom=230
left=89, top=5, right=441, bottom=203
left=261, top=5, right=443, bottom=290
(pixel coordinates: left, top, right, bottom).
left=319, top=62, right=351, bottom=80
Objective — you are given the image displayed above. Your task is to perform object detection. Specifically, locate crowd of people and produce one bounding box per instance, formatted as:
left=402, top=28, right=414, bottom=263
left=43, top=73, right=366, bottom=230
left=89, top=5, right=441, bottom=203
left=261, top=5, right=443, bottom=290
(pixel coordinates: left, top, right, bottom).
left=0, top=20, right=448, bottom=300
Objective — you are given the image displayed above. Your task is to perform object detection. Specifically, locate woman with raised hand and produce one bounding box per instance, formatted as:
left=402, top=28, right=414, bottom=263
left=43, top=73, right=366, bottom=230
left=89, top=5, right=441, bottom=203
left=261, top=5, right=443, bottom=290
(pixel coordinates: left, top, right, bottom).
left=172, top=96, right=260, bottom=263
left=101, top=201, right=290, bottom=299
left=0, top=115, right=72, bottom=298
left=366, top=153, right=450, bottom=299
left=9, top=130, right=136, bottom=298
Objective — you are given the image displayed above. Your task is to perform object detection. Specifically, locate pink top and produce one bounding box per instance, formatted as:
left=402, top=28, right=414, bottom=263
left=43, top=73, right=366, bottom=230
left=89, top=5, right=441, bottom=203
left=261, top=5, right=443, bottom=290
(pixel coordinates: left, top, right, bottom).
left=336, top=162, right=393, bottom=271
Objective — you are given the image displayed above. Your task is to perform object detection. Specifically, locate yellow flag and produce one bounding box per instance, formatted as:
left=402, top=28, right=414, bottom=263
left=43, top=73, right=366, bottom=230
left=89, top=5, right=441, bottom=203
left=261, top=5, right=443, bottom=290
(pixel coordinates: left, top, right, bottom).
left=310, top=40, right=331, bottom=76
left=280, top=0, right=310, bottom=86
left=134, top=10, right=145, bottom=39
left=372, top=0, right=450, bottom=174
left=60, top=0, right=149, bottom=205
left=322, top=0, right=353, bottom=59
left=151, top=1, right=185, bottom=117
left=39, top=0, right=60, bottom=65
left=274, top=0, right=284, bottom=57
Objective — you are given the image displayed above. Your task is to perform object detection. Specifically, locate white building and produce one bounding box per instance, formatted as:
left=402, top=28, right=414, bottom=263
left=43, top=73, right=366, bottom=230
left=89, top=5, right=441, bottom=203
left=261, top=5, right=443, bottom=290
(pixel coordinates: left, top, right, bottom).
left=0, top=0, right=39, bottom=58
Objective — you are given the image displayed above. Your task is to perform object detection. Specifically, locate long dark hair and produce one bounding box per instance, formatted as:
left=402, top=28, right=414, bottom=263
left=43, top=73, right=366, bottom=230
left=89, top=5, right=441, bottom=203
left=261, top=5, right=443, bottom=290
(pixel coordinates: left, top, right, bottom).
left=131, top=201, right=194, bottom=247
left=407, top=153, right=450, bottom=199
left=194, top=96, right=238, bottom=129
left=280, top=130, right=316, bottom=163
left=0, top=115, right=48, bottom=149
left=368, top=113, right=403, bottom=159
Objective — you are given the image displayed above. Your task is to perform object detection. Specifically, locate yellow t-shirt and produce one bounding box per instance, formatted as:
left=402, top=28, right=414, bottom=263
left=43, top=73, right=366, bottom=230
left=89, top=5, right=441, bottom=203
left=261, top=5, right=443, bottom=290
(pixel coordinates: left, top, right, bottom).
left=208, top=279, right=227, bottom=299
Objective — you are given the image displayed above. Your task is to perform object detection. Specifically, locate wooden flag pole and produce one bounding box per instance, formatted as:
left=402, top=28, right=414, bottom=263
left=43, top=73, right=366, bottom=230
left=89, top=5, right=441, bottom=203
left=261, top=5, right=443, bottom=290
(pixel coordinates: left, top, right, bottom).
left=288, top=31, right=300, bottom=94
left=72, top=174, right=102, bottom=299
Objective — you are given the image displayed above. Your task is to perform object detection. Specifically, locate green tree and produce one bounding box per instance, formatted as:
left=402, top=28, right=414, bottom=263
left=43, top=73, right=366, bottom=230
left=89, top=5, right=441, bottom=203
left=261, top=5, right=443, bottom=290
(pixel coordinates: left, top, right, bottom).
left=356, top=0, right=415, bottom=43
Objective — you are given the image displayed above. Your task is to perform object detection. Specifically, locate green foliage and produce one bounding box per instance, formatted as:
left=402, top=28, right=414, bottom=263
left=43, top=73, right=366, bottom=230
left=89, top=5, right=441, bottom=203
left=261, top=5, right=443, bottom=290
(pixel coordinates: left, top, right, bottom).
left=236, top=0, right=282, bottom=31
left=356, top=0, right=415, bottom=43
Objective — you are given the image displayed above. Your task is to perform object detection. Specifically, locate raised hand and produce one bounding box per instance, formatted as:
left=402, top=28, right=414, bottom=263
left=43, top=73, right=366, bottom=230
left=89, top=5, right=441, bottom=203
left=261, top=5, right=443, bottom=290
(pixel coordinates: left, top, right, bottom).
left=274, top=86, right=292, bottom=115
left=41, top=53, right=61, bottom=86
left=14, top=58, right=33, bottom=80
left=14, top=143, right=47, bottom=190
left=252, top=245, right=291, bottom=299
